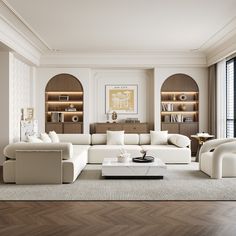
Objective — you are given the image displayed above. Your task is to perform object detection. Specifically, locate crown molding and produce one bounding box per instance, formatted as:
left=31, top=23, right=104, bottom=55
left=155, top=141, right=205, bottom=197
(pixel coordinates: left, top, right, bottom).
left=0, top=1, right=49, bottom=65
left=40, top=51, right=207, bottom=68
left=199, top=16, right=236, bottom=65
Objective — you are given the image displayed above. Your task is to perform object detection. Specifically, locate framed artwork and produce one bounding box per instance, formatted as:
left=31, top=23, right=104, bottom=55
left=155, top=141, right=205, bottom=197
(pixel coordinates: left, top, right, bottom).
left=105, top=85, right=138, bottom=114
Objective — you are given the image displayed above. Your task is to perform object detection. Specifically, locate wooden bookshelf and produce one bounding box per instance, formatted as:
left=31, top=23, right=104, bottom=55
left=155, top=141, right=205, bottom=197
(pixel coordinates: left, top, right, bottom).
left=45, top=74, right=84, bottom=133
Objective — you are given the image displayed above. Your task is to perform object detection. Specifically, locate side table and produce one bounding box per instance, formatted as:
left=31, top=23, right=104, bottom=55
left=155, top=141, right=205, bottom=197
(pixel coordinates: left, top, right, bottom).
left=191, top=134, right=214, bottom=162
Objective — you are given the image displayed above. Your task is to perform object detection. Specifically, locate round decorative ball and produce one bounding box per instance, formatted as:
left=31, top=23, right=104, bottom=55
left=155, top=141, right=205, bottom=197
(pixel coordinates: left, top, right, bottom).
left=179, top=94, right=187, bottom=101
left=72, top=115, right=79, bottom=122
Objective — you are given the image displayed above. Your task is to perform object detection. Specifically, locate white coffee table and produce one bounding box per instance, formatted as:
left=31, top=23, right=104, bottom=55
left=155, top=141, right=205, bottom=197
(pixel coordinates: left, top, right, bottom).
left=102, top=157, right=167, bottom=178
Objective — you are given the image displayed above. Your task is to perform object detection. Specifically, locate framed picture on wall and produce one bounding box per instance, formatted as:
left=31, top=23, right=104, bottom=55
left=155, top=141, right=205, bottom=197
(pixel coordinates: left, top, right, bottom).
left=105, top=85, right=138, bottom=114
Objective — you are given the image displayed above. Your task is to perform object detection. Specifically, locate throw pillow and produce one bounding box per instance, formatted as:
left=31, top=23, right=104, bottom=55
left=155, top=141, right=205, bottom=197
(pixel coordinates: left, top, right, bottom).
left=40, top=133, right=52, bottom=143
left=49, top=131, right=60, bottom=143
left=150, top=130, right=168, bottom=145
left=106, top=130, right=125, bottom=145
left=168, top=134, right=190, bottom=148
left=27, top=136, right=43, bottom=143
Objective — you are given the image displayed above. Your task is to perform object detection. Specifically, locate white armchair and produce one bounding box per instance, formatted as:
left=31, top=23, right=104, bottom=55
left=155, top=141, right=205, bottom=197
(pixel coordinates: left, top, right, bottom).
left=199, top=138, right=236, bottom=179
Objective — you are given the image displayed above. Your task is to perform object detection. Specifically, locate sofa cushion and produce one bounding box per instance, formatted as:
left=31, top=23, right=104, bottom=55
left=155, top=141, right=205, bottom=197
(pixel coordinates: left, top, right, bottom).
left=40, top=133, right=52, bottom=143
left=150, top=131, right=168, bottom=145
left=168, top=134, right=190, bottom=148
left=92, top=134, right=139, bottom=145
left=57, top=134, right=91, bottom=145
left=106, top=130, right=124, bottom=145
left=4, top=142, right=73, bottom=160
left=27, top=136, right=43, bottom=143
left=140, top=134, right=151, bottom=145
left=49, top=131, right=60, bottom=143
left=88, top=145, right=142, bottom=163
left=141, top=145, right=191, bottom=163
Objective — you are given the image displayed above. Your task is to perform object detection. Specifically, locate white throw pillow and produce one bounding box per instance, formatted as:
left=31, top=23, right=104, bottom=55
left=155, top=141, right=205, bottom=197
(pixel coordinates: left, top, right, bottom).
left=27, top=136, right=43, bottom=143
left=40, top=133, right=52, bottom=143
left=150, top=130, right=168, bottom=145
left=49, top=131, right=60, bottom=143
left=168, top=134, right=190, bottom=148
left=106, top=130, right=125, bottom=145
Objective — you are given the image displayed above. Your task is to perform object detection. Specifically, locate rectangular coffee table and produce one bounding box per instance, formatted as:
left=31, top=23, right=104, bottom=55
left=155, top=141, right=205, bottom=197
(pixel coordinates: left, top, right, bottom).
left=102, top=158, right=167, bottom=178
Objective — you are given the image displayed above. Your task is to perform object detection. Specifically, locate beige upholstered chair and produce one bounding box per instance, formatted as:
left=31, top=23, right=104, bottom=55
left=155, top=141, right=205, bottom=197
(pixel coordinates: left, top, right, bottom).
left=199, top=138, right=236, bottom=179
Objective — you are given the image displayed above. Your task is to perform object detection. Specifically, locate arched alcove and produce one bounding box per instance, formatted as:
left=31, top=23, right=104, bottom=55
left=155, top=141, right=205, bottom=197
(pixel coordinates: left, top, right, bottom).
left=45, top=73, right=84, bottom=133
left=161, top=73, right=199, bottom=155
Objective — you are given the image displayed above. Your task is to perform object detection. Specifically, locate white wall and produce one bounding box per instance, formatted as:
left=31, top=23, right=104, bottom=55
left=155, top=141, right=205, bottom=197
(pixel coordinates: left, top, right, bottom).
left=0, top=52, right=10, bottom=165
left=35, top=68, right=91, bottom=134
left=91, top=69, right=154, bottom=124
left=154, top=67, right=208, bottom=132
left=9, top=53, right=33, bottom=142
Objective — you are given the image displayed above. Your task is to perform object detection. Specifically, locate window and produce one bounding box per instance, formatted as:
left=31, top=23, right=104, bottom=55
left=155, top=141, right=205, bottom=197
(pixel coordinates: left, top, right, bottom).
left=226, top=58, right=236, bottom=137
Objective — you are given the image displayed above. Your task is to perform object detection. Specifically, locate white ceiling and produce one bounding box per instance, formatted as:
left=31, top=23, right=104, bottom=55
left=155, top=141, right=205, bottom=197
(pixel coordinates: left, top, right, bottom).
left=4, top=0, right=236, bottom=53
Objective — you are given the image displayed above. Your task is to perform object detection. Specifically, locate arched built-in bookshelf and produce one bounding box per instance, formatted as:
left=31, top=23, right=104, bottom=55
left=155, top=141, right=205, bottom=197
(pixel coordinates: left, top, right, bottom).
left=161, top=74, right=199, bottom=155
left=45, top=74, right=84, bottom=133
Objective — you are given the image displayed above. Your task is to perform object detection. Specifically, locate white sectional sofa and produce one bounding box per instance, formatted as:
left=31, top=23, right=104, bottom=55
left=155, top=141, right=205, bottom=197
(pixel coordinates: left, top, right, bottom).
left=3, top=133, right=191, bottom=184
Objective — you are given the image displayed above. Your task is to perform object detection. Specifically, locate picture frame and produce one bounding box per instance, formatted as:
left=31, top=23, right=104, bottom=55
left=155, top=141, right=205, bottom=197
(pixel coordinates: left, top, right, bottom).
left=105, top=85, right=138, bottom=114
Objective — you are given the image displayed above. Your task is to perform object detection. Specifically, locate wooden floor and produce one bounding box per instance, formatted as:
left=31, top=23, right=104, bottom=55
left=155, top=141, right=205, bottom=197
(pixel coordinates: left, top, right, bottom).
left=1, top=167, right=236, bottom=236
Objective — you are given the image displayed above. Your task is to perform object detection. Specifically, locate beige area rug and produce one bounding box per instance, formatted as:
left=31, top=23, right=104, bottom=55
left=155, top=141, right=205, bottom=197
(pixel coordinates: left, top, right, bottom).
left=1, top=163, right=236, bottom=200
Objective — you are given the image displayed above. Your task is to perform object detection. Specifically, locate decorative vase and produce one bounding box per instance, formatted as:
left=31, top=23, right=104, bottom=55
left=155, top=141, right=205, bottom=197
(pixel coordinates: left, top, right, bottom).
left=112, top=111, right=118, bottom=123
left=179, top=104, right=187, bottom=111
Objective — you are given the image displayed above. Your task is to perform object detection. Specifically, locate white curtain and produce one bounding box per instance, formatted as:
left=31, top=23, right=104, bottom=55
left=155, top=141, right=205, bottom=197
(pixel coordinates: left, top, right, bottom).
left=216, top=59, right=226, bottom=138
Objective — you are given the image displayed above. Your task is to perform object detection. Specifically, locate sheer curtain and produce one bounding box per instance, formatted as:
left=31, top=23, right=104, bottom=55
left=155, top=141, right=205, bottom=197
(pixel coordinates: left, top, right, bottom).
left=216, top=59, right=226, bottom=138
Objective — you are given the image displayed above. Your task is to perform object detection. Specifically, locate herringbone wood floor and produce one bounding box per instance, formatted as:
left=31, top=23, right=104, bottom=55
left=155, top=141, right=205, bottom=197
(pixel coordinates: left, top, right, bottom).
left=1, top=167, right=236, bottom=236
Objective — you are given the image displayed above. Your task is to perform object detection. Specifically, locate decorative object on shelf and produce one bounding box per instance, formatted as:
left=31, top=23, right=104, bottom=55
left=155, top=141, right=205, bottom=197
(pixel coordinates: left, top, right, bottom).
left=117, top=149, right=130, bottom=163
left=21, top=108, right=34, bottom=121
left=51, top=112, right=60, bottom=122
left=172, top=94, right=176, bottom=101
left=179, top=94, right=187, bottom=101
left=179, top=104, right=187, bottom=111
left=111, top=111, right=118, bottom=123
left=164, top=115, right=170, bottom=122
left=60, top=113, right=64, bottom=122
left=59, top=95, right=69, bottom=101
left=132, top=150, right=154, bottom=163
left=65, top=104, right=77, bottom=112
left=105, top=84, right=138, bottom=114
left=184, top=117, right=193, bottom=122
left=72, top=115, right=79, bottom=122
left=125, top=118, right=140, bottom=123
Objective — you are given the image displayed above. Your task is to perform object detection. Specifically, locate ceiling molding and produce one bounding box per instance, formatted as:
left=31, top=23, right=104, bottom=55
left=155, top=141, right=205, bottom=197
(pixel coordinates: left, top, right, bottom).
left=0, top=1, right=50, bottom=64
left=40, top=51, right=207, bottom=68
left=206, top=34, right=236, bottom=66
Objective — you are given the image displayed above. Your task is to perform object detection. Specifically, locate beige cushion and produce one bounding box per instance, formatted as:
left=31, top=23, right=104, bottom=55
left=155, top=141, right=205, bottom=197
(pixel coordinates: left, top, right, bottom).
left=107, top=130, right=124, bottom=145
left=4, top=142, right=73, bottom=160
left=27, top=136, right=43, bottom=143
left=40, top=133, right=52, bottom=143
left=57, top=134, right=91, bottom=145
left=49, top=131, right=60, bottom=143
left=140, top=134, right=151, bottom=145
left=168, top=134, right=190, bottom=147
left=88, top=145, right=142, bottom=163
left=150, top=131, right=168, bottom=145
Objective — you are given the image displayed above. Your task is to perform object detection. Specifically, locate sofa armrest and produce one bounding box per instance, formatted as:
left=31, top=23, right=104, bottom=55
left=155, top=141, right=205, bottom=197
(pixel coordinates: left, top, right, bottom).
left=211, top=141, right=236, bottom=178
left=15, top=150, right=62, bottom=184
left=199, top=138, right=236, bottom=156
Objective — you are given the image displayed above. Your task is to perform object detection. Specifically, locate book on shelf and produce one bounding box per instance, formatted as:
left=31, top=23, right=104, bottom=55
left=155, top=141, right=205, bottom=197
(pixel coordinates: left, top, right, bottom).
left=171, top=114, right=184, bottom=123
left=162, top=103, right=173, bottom=111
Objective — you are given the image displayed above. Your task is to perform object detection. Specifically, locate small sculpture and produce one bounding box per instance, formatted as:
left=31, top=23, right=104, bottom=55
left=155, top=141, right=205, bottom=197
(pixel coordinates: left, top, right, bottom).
left=111, top=111, right=118, bottom=123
